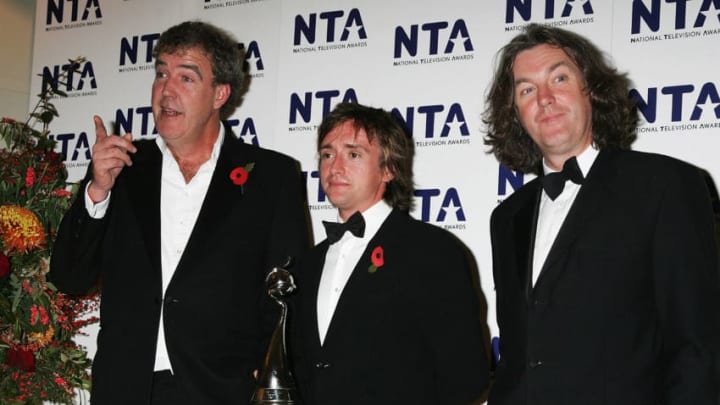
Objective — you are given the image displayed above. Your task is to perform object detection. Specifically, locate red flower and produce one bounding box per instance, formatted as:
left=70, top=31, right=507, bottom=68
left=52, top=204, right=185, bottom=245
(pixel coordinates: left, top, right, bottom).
left=229, top=167, right=249, bottom=185
left=6, top=348, right=36, bottom=372
left=0, top=251, right=9, bottom=278
left=25, top=167, right=36, bottom=187
left=229, top=162, right=255, bottom=186
left=51, top=189, right=73, bottom=198
left=368, top=245, right=384, bottom=273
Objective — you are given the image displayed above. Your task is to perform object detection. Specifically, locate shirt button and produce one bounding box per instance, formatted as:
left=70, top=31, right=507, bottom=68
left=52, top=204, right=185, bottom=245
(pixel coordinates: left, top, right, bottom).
left=529, top=360, right=543, bottom=369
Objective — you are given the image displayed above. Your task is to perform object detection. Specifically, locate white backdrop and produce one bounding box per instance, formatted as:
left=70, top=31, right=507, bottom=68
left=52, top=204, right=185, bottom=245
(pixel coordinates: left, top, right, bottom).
left=31, top=0, right=720, bottom=378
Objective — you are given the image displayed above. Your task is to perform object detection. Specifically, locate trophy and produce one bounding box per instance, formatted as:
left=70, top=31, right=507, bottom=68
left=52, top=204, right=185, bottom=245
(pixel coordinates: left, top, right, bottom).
left=251, top=261, right=299, bottom=404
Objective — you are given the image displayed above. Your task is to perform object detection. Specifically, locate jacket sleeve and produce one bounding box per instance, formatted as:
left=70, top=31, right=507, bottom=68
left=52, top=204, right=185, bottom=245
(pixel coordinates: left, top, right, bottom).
left=255, top=154, right=312, bottom=368
left=48, top=174, right=108, bottom=295
left=264, top=156, right=312, bottom=271
left=653, top=163, right=720, bottom=405
left=417, top=231, right=490, bottom=404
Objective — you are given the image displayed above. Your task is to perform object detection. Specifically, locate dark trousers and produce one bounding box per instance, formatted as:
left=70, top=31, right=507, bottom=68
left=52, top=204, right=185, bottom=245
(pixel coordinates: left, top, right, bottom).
left=150, top=370, right=182, bottom=405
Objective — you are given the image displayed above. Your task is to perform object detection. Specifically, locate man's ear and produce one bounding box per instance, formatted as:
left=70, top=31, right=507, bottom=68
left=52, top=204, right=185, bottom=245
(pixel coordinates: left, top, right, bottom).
left=213, top=83, right=231, bottom=109
left=382, top=167, right=395, bottom=183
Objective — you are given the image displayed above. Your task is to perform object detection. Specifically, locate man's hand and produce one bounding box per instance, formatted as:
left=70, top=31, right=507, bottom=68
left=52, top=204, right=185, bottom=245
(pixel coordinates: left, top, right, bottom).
left=88, top=115, right=137, bottom=202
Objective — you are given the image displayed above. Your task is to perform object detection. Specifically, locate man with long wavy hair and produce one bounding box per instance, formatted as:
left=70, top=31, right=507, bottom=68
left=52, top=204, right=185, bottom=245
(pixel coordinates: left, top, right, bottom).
left=484, top=23, right=720, bottom=405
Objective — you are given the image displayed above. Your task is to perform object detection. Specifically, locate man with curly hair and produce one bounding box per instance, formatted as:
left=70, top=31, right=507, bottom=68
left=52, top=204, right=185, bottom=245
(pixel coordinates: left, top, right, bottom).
left=484, top=23, right=720, bottom=405
left=50, top=21, right=310, bottom=404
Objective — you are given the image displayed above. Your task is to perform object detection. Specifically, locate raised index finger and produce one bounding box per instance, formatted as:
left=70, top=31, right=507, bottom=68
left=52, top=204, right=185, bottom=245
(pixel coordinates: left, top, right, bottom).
left=93, top=115, right=109, bottom=138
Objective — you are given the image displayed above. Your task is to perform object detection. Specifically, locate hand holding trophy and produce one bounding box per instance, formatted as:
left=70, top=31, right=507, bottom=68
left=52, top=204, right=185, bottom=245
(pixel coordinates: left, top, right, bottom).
left=251, top=260, right=298, bottom=404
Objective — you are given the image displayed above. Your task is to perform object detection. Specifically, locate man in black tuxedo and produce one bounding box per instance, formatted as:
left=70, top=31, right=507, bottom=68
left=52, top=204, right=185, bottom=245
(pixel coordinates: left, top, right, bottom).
left=290, top=102, right=489, bottom=405
left=483, top=24, right=720, bottom=405
left=49, top=21, right=310, bottom=404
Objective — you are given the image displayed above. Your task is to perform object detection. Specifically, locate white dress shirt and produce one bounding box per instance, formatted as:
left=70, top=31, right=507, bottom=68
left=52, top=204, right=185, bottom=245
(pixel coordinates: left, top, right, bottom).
left=532, top=145, right=598, bottom=287
left=316, top=200, right=392, bottom=345
left=85, top=126, right=225, bottom=371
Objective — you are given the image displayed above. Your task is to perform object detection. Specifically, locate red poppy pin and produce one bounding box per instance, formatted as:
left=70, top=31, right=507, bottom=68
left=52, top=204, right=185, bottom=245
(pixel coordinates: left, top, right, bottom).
left=368, top=245, right=384, bottom=273
left=229, top=162, right=255, bottom=192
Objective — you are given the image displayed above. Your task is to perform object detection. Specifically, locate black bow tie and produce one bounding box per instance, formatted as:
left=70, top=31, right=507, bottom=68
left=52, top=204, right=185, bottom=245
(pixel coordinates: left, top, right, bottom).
left=541, top=156, right=585, bottom=200
left=322, top=211, right=366, bottom=244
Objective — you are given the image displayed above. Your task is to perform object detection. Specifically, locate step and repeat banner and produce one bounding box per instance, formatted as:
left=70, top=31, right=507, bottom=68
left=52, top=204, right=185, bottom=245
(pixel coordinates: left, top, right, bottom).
left=31, top=0, right=720, bottom=367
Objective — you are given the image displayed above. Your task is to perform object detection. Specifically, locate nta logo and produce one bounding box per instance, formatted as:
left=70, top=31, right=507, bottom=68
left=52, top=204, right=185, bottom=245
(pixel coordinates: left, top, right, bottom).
left=47, top=0, right=102, bottom=25
left=414, top=187, right=466, bottom=223
left=289, top=89, right=359, bottom=124
left=294, top=8, right=367, bottom=45
left=394, top=20, right=473, bottom=58
left=505, top=0, right=594, bottom=23
left=226, top=118, right=261, bottom=146
left=630, top=82, right=720, bottom=123
left=631, top=0, right=720, bottom=34
left=303, top=170, right=327, bottom=204
left=120, top=33, right=160, bottom=66
left=42, top=60, right=97, bottom=93
left=245, top=41, right=265, bottom=72
left=50, top=132, right=91, bottom=162
left=391, top=103, right=469, bottom=138
left=498, top=165, right=525, bottom=197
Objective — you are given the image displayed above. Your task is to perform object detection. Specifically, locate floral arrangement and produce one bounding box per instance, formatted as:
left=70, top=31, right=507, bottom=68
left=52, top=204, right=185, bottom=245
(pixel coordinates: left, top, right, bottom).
left=0, top=57, right=99, bottom=404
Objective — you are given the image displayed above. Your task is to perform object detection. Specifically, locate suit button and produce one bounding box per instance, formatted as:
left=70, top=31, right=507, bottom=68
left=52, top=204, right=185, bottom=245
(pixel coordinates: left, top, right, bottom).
left=529, top=360, right=543, bottom=369
left=164, top=296, right=180, bottom=304
left=315, top=361, right=331, bottom=369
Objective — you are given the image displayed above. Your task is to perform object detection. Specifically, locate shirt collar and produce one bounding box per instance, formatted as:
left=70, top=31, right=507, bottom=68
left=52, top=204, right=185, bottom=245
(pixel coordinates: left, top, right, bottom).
left=336, top=199, right=392, bottom=242
left=155, top=124, right=225, bottom=163
left=542, top=144, right=599, bottom=178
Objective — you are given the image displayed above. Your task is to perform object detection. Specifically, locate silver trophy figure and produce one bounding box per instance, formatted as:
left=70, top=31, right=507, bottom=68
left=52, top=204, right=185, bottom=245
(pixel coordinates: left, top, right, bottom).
left=251, top=263, right=299, bottom=404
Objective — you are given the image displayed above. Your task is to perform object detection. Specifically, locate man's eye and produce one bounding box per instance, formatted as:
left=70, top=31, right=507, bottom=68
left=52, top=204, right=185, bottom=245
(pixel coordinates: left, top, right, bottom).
left=518, top=87, right=533, bottom=96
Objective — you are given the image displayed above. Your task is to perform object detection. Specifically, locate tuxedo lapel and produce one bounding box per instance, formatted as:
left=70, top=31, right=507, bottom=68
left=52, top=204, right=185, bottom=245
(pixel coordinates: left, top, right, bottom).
left=321, top=210, right=402, bottom=348
left=305, top=243, right=329, bottom=349
left=535, top=150, right=619, bottom=293
left=171, top=134, right=251, bottom=282
left=512, top=185, right=542, bottom=300
left=126, top=142, right=163, bottom=276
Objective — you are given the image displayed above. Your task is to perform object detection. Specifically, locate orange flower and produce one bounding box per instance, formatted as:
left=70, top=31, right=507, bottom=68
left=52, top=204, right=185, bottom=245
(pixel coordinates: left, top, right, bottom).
left=29, top=326, right=55, bottom=348
left=0, top=205, right=46, bottom=254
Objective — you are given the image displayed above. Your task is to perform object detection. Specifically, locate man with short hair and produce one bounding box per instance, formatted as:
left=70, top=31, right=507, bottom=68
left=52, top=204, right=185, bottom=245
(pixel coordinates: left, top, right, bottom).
left=50, top=21, right=311, bottom=404
left=291, top=102, right=489, bottom=405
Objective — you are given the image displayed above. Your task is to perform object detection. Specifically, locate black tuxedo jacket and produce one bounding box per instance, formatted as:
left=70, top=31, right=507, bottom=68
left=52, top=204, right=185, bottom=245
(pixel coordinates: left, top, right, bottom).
left=49, top=132, right=311, bottom=404
left=489, top=148, right=720, bottom=405
left=290, top=209, right=489, bottom=405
